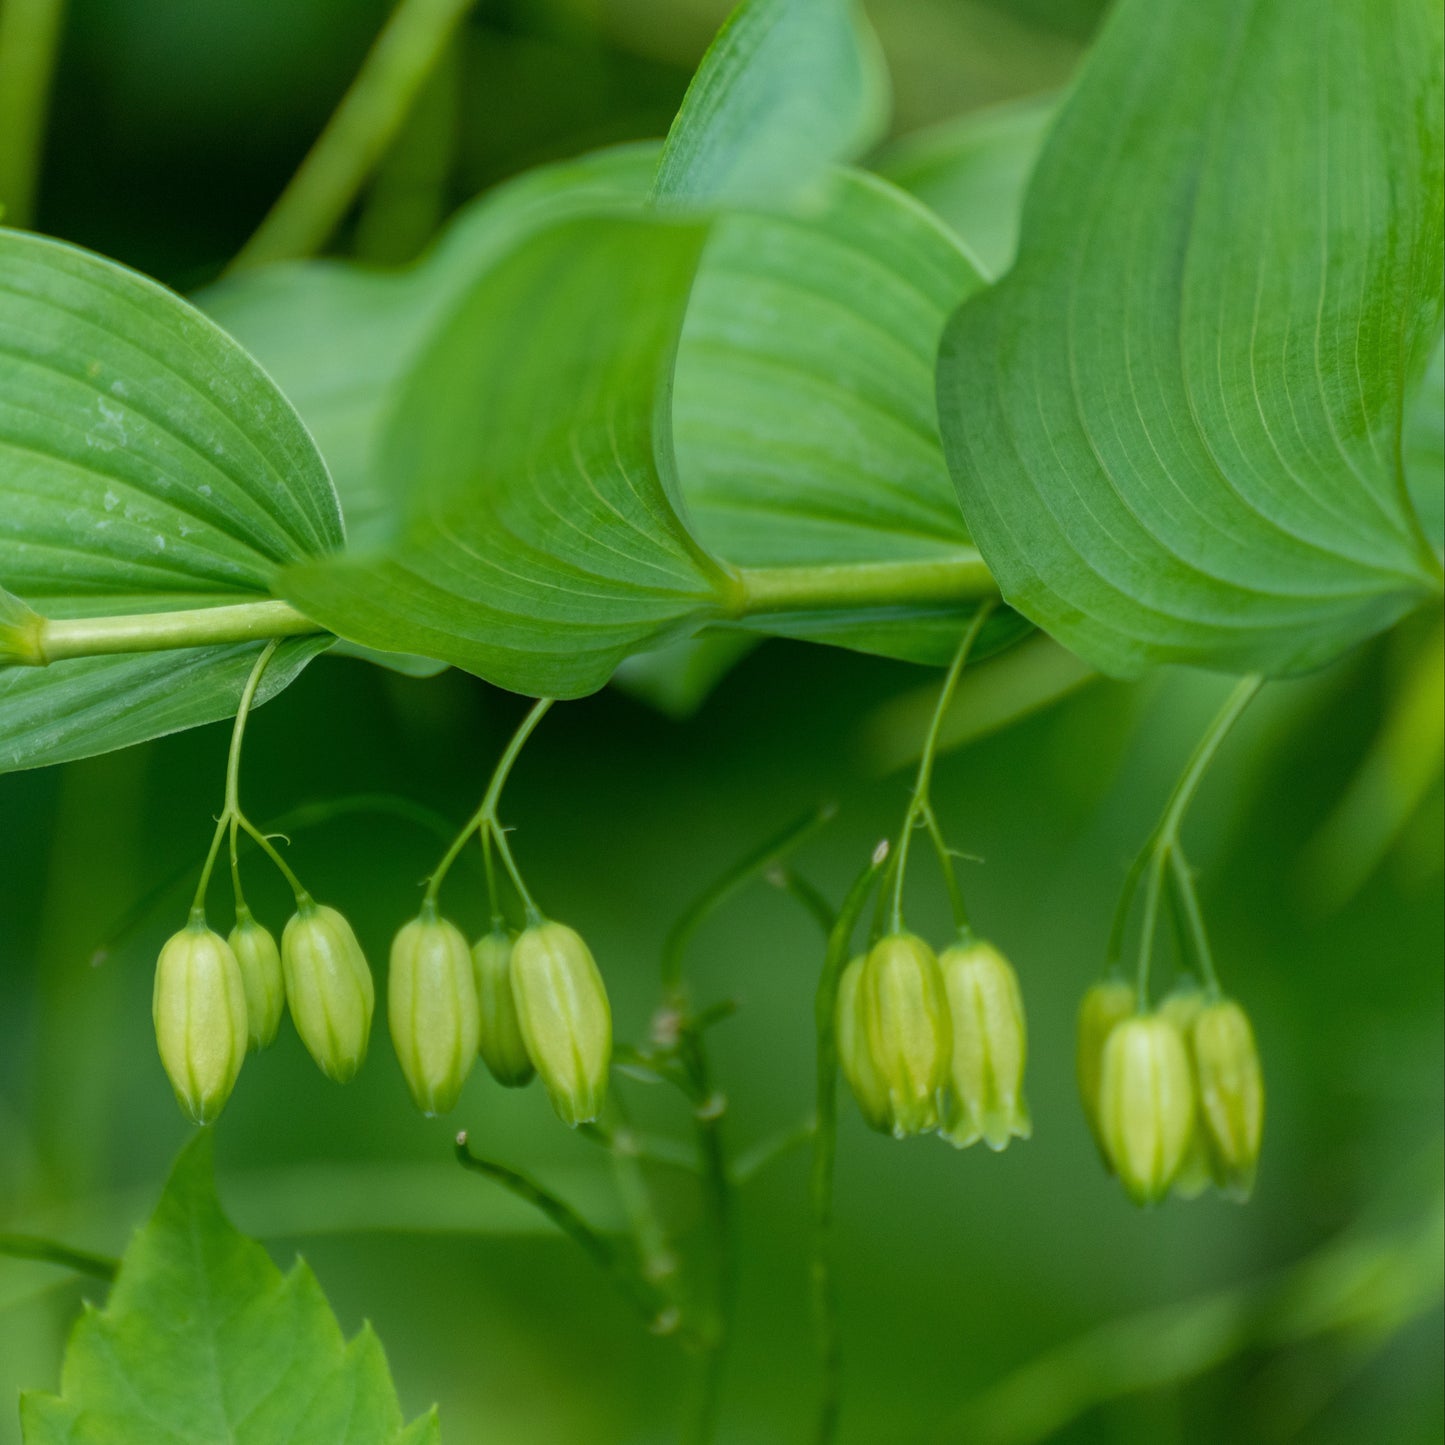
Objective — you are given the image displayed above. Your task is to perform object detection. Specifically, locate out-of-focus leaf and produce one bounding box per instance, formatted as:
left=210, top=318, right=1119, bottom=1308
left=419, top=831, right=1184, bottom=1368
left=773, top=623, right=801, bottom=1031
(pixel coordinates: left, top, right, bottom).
left=1404, top=334, right=1444, bottom=548
left=0, top=230, right=343, bottom=770
left=20, top=1135, right=438, bottom=1445
left=611, top=631, right=760, bottom=717
left=876, top=93, right=1055, bottom=279
left=938, top=0, right=1445, bottom=679
left=651, top=0, right=889, bottom=207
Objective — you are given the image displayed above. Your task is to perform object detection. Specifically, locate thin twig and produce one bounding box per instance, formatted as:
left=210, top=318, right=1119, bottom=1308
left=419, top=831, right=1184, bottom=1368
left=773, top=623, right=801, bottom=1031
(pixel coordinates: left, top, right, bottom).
left=0, top=0, right=67, bottom=227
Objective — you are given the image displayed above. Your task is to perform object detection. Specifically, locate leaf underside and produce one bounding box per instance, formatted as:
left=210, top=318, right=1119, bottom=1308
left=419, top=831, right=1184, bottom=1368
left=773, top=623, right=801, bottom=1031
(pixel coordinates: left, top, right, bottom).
left=21, top=1135, right=437, bottom=1445
left=937, top=0, right=1445, bottom=679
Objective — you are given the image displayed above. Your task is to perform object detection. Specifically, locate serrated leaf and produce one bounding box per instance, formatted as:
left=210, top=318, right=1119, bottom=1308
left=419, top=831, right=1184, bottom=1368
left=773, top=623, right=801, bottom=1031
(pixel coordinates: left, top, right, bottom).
left=652, top=0, right=889, bottom=208
left=21, top=1135, right=437, bottom=1445
left=938, top=0, right=1445, bottom=679
left=0, top=230, right=344, bottom=769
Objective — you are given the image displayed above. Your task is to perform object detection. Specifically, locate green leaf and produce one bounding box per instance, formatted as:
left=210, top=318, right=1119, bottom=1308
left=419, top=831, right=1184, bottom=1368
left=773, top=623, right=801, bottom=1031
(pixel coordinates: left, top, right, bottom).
left=0, top=230, right=345, bottom=769
left=938, top=0, right=1445, bottom=679
left=652, top=0, right=889, bottom=207
left=276, top=211, right=733, bottom=697
left=1405, top=334, right=1444, bottom=548
left=876, top=92, right=1055, bottom=280
left=21, top=1135, right=438, bottom=1445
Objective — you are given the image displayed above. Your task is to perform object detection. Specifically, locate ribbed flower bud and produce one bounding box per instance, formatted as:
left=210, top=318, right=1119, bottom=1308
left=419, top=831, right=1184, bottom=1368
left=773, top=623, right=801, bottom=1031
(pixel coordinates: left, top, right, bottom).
left=471, top=929, right=534, bottom=1087
left=835, top=956, right=891, bottom=1132
left=511, top=921, right=612, bottom=1126
left=281, top=901, right=374, bottom=1083
left=860, top=933, right=951, bottom=1138
left=1192, top=997, right=1264, bottom=1201
left=1075, top=978, right=1135, bottom=1156
left=228, top=909, right=285, bottom=1051
left=152, top=919, right=248, bottom=1124
left=938, top=939, right=1031, bottom=1151
left=389, top=909, right=481, bottom=1115
left=1159, top=987, right=1211, bottom=1199
left=1097, top=1013, right=1197, bottom=1205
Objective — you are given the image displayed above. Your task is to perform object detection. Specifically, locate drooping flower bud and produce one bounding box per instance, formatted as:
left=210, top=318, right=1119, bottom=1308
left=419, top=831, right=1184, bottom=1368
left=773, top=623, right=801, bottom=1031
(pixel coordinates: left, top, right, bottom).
left=1075, top=978, right=1136, bottom=1156
left=834, top=955, right=891, bottom=1132
left=471, top=929, right=535, bottom=1088
left=152, top=919, right=248, bottom=1124
left=281, top=900, right=374, bottom=1083
left=1159, top=986, right=1211, bottom=1199
left=1097, top=1012, right=1197, bottom=1206
left=389, top=909, right=481, bottom=1116
left=938, top=939, right=1031, bottom=1151
left=860, top=933, right=951, bottom=1138
left=228, top=909, right=285, bottom=1051
left=510, top=921, right=612, bottom=1126
left=1191, top=997, right=1264, bottom=1201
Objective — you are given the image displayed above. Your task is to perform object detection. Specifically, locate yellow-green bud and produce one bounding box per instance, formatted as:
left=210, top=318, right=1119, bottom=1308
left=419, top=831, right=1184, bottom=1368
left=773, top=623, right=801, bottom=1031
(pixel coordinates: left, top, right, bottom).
left=1076, top=979, right=1136, bottom=1156
left=1159, top=987, right=1211, bottom=1199
left=835, top=956, right=891, bottom=1132
left=152, top=920, right=248, bottom=1124
left=511, top=922, right=612, bottom=1126
left=860, top=933, right=951, bottom=1138
left=281, top=901, right=374, bottom=1083
left=1191, top=998, right=1264, bottom=1201
left=471, top=929, right=534, bottom=1088
left=1097, top=1013, right=1197, bottom=1206
left=938, top=940, right=1031, bottom=1151
left=228, top=910, right=285, bottom=1051
left=388, top=910, right=481, bottom=1115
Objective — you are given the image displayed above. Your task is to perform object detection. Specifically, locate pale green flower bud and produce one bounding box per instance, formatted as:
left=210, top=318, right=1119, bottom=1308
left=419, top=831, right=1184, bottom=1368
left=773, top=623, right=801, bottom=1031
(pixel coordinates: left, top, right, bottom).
left=1160, top=987, right=1211, bottom=1199
left=511, top=921, right=612, bottom=1126
left=228, top=909, right=285, bottom=1051
left=938, top=939, right=1031, bottom=1151
left=860, top=933, right=951, bottom=1138
left=1192, top=998, right=1264, bottom=1201
left=835, top=956, right=891, bottom=1132
left=152, top=920, right=248, bottom=1124
left=1097, top=1013, right=1197, bottom=1206
left=281, top=901, right=374, bottom=1082
left=1076, top=978, right=1136, bottom=1156
left=388, top=909, right=481, bottom=1116
left=471, top=929, right=534, bottom=1088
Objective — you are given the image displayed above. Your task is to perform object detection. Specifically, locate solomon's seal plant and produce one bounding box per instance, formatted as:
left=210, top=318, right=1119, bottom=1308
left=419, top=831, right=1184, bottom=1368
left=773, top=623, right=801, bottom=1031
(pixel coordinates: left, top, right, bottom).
left=1, top=0, right=1440, bottom=1437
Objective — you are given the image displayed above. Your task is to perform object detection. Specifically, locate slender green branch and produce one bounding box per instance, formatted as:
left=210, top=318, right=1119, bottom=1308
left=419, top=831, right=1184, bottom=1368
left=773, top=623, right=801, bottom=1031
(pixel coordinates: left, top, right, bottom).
left=238, top=815, right=308, bottom=903
left=811, top=840, right=891, bottom=1445
left=228, top=0, right=478, bottom=272
left=1168, top=849, right=1220, bottom=995
left=486, top=818, right=542, bottom=924
left=766, top=866, right=837, bottom=938
left=732, top=1117, right=815, bottom=1186
left=27, top=600, right=323, bottom=665
left=921, top=804, right=970, bottom=935
left=0, top=0, right=67, bottom=228
left=0, top=1232, right=117, bottom=1281
left=736, top=555, right=995, bottom=614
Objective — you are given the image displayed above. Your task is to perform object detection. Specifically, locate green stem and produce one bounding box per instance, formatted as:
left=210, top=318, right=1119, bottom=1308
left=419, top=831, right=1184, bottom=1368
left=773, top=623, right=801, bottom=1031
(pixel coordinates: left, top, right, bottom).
left=0, top=1231, right=117, bottom=1281
left=810, top=841, right=891, bottom=1445
left=228, top=0, right=478, bottom=272
left=30, top=600, right=322, bottom=665
left=921, top=804, right=970, bottom=936
left=887, top=603, right=993, bottom=933
left=1168, top=849, right=1220, bottom=995
left=486, top=818, right=542, bottom=924
left=238, top=815, right=308, bottom=904
left=736, top=556, right=995, bottom=614
left=0, top=0, right=67, bottom=228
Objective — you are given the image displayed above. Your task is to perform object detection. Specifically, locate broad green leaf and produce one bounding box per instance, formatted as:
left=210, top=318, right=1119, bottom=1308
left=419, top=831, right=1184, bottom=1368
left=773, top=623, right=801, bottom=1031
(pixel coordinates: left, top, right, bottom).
left=21, top=1135, right=438, bottom=1445
left=0, top=230, right=344, bottom=770
left=938, top=0, right=1445, bottom=679
left=276, top=212, right=732, bottom=697
left=652, top=0, right=889, bottom=207
left=876, top=92, right=1055, bottom=279
left=1404, top=335, right=1444, bottom=548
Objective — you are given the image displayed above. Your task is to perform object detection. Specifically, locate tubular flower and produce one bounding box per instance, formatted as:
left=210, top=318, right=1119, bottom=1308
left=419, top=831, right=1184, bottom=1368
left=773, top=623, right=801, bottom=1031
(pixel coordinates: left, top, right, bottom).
left=152, top=921, right=248, bottom=1124
left=860, top=933, right=951, bottom=1138
left=228, top=910, right=285, bottom=1051
left=1097, top=1012, right=1197, bottom=1205
left=471, top=929, right=535, bottom=1087
left=1192, top=997, right=1264, bottom=1200
left=835, top=955, right=891, bottom=1132
left=282, top=901, right=374, bottom=1082
left=389, top=909, right=481, bottom=1116
left=938, top=939, right=1031, bottom=1151
left=1075, top=978, right=1135, bottom=1158
left=510, top=921, right=612, bottom=1126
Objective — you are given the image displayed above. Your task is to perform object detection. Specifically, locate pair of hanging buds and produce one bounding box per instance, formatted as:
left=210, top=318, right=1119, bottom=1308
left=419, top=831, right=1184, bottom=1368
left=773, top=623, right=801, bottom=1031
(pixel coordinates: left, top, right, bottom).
left=389, top=912, right=613, bottom=1125
left=1076, top=980, right=1264, bottom=1205
left=836, top=932, right=1030, bottom=1150
left=153, top=898, right=372, bottom=1125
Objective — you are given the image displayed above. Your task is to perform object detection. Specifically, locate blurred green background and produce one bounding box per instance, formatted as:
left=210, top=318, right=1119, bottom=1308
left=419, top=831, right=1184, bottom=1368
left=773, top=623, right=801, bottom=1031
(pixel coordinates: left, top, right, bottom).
left=1, top=1, right=1441, bottom=1442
